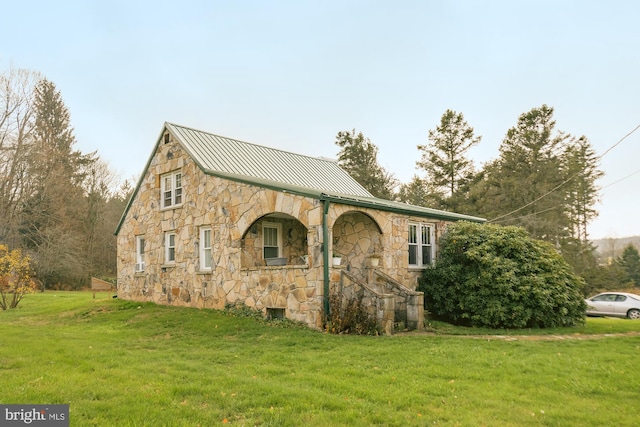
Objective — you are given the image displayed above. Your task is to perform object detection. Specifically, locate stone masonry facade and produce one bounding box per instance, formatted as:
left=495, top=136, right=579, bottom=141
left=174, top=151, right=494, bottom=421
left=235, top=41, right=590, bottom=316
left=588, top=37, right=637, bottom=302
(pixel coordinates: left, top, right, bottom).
left=117, top=133, right=450, bottom=330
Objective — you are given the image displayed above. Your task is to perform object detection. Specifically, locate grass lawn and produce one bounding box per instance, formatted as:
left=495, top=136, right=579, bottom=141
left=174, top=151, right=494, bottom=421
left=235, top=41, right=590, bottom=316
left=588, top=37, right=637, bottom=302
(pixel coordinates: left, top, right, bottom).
left=1, top=292, right=639, bottom=426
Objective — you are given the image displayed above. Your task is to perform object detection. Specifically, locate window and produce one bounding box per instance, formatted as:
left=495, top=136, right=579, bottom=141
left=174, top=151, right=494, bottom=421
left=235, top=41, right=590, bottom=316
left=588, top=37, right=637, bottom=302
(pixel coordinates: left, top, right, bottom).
left=593, top=294, right=620, bottom=302
left=161, top=171, right=182, bottom=208
left=135, top=236, right=145, bottom=272
left=200, top=227, right=212, bottom=271
left=165, top=232, right=176, bottom=264
left=263, top=222, right=281, bottom=259
left=267, top=308, right=285, bottom=320
left=408, top=222, right=435, bottom=268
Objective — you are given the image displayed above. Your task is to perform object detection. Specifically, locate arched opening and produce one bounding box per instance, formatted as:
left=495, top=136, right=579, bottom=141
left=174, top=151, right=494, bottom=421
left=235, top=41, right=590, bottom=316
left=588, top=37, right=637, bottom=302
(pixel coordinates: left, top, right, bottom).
left=332, top=211, right=383, bottom=275
left=241, top=213, right=309, bottom=268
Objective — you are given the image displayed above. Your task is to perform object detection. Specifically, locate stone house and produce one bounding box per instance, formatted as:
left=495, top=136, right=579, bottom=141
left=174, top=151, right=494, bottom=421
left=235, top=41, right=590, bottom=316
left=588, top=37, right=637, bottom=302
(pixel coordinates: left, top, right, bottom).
left=115, top=123, right=485, bottom=333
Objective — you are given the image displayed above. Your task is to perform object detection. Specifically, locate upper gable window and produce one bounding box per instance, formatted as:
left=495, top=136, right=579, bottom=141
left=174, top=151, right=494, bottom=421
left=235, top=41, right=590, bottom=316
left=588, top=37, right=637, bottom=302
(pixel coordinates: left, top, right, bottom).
left=161, top=171, right=182, bottom=209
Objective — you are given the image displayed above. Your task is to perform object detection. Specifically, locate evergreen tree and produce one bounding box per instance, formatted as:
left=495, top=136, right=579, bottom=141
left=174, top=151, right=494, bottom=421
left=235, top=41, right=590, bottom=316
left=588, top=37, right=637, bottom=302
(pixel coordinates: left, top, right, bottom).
left=396, top=175, right=443, bottom=208
left=618, top=244, right=640, bottom=287
left=334, top=129, right=396, bottom=199
left=417, top=109, right=480, bottom=211
left=20, top=78, right=95, bottom=287
left=482, top=105, right=569, bottom=243
left=562, top=136, right=603, bottom=243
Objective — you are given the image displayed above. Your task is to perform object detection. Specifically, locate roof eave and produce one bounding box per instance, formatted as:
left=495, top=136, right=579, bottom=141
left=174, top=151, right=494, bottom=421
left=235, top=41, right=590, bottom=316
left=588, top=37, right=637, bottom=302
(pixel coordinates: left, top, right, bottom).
left=114, top=123, right=175, bottom=235
left=319, top=193, right=486, bottom=223
left=201, top=170, right=485, bottom=223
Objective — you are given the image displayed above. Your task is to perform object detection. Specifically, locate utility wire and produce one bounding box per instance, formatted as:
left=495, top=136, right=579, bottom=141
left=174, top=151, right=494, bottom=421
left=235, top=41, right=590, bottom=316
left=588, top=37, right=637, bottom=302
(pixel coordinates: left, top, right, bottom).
left=492, top=167, right=640, bottom=225
left=600, top=167, right=640, bottom=190
left=487, top=123, right=640, bottom=223
left=491, top=204, right=561, bottom=224
left=597, top=123, right=640, bottom=159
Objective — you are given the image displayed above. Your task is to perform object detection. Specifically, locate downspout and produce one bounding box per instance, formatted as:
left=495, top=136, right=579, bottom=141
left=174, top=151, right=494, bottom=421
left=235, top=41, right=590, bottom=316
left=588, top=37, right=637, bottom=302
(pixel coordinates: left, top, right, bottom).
left=322, top=199, right=330, bottom=319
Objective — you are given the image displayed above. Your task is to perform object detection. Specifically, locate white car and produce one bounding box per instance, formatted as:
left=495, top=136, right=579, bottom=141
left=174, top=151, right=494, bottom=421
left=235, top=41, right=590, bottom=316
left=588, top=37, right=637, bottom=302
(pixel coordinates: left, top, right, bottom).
left=585, top=292, right=640, bottom=319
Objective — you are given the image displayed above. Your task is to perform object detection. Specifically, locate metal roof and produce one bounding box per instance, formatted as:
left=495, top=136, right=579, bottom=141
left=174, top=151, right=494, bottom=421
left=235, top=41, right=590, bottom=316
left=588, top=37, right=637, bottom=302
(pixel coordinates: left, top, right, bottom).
left=115, top=123, right=485, bottom=234
left=166, top=122, right=372, bottom=198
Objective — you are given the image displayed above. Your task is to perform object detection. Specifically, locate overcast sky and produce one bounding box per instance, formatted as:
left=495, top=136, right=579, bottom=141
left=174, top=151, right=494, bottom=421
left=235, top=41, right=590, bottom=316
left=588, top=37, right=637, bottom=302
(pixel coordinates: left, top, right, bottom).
left=2, top=0, right=638, bottom=240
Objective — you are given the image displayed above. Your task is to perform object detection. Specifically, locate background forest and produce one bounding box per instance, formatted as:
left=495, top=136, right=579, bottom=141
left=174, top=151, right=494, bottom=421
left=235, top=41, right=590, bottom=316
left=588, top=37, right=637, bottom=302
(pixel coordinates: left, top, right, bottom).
left=1, top=66, right=638, bottom=293
left=1, top=68, right=131, bottom=289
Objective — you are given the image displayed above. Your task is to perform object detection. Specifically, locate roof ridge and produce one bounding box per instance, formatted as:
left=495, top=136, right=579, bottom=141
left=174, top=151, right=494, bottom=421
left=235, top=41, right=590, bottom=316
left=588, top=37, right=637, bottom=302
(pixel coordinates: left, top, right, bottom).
left=165, top=122, right=339, bottom=164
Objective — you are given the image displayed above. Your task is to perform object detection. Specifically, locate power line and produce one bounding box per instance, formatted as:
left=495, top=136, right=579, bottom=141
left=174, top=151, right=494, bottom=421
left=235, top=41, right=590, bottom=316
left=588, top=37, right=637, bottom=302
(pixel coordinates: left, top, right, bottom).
left=491, top=204, right=561, bottom=225
left=487, top=123, right=640, bottom=223
left=492, top=167, right=640, bottom=225
left=598, top=123, right=640, bottom=159
left=600, top=168, right=640, bottom=190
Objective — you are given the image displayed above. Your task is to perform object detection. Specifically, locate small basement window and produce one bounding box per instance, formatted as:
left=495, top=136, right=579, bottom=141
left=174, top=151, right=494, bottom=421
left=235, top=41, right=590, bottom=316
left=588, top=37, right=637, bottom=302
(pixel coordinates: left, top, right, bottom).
left=266, top=308, right=285, bottom=320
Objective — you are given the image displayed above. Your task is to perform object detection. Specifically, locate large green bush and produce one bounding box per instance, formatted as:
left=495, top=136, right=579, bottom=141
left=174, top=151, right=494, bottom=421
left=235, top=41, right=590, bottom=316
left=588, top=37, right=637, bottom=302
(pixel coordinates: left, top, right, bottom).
left=418, top=222, right=586, bottom=328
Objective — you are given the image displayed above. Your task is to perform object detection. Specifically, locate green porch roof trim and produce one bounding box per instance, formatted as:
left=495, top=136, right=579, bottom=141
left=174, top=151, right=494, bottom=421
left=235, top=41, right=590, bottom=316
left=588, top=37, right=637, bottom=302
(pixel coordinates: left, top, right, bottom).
left=197, top=168, right=485, bottom=223
left=115, top=123, right=485, bottom=234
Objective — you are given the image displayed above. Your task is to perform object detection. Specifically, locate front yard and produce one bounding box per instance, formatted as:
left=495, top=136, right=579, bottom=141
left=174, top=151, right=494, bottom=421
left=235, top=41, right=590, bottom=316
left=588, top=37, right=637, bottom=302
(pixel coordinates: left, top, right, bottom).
left=1, top=292, right=638, bottom=426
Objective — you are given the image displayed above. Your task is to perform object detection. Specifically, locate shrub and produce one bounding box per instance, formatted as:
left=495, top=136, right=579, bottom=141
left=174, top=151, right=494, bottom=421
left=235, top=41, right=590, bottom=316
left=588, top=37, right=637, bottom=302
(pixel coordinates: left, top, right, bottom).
left=325, top=292, right=379, bottom=335
left=0, top=245, right=38, bottom=310
left=417, top=222, right=586, bottom=328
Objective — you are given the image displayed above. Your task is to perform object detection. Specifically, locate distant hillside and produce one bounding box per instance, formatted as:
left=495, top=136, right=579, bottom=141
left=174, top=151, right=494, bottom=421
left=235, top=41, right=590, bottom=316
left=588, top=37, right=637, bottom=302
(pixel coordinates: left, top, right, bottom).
left=592, top=236, right=640, bottom=260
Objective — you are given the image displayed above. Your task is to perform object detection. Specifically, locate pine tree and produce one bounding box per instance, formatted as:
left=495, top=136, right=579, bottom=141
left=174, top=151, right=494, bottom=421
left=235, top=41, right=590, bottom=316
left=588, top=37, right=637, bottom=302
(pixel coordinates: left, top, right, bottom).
left=396, top=175, right=443, bottom=207
left=483, top=105, right=569, bottom=242
left=417, top=110, right=480, bottom=210
left=562, top=136, right=603, bottom=243
left=335, top=129, right=396, bottom=199
left=20, top=78, right=95, bottom=286
left=618, top=244, right=640, bottom=287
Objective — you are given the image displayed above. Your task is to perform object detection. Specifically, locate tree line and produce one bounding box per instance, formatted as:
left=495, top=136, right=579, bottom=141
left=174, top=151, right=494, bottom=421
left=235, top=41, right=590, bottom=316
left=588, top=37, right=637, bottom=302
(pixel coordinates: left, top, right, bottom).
left=2, top=65, right=637, bottom=293
left=334, top=107, right=639, bottom=293
left=0, top=67, right=131, bottom=289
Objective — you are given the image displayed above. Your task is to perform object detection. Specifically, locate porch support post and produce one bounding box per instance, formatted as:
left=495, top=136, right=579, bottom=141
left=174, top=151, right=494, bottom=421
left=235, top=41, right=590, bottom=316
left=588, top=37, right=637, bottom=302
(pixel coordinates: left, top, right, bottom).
left=322, top=199, right=330, bottom=319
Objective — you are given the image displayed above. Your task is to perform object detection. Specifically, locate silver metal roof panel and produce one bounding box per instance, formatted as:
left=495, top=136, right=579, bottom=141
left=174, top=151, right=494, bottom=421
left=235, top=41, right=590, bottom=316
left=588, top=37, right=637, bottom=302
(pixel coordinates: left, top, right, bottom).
left=166, top=122, right=373, bottom=198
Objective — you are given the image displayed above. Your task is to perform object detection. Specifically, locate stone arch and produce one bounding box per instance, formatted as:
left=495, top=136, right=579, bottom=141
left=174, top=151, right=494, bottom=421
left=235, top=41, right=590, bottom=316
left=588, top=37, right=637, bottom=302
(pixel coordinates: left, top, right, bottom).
left=332, top=210, right=384, bottom=275
left=241, top=212, right=309, bottom=268
left=235, top=191, right=311, bottom=238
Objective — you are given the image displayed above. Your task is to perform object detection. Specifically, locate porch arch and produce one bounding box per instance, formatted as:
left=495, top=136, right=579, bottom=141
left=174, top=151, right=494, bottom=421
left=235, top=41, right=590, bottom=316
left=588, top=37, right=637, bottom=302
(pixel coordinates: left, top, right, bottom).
left=332, top=210, right=384, bottom=274
left=240, top=212, right=309, bottom=268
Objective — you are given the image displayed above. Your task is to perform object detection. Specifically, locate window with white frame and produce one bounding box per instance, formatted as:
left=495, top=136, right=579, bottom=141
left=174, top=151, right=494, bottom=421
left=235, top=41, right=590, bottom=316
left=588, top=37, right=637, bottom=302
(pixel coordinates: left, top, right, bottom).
left=200, top=227, right=212, bottom=271
left=135, top=236, right=145, bottom=272
left=165, top=232, right=176, bottom=264
left=263, top=222, right=281, bottom=259
left=408, top=222, right=435, bottom=268
left=161, top=171, right=182, bottom=208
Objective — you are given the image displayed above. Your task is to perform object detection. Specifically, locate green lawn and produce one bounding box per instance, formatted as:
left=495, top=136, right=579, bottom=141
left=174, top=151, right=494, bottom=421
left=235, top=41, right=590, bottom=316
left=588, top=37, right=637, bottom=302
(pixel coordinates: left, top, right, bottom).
left=1, top=292, right=639, bottom=426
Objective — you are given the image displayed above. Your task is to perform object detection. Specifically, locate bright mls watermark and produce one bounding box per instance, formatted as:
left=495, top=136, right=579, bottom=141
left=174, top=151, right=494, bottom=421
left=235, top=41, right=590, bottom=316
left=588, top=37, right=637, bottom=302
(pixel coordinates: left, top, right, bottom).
left=1, top=405, right=68, bottom=426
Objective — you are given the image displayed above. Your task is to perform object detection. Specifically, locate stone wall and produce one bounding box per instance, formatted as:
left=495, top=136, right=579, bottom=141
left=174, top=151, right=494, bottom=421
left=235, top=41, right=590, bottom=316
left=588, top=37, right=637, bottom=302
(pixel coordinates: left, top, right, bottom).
left=117, top=132, right=453, bottom=330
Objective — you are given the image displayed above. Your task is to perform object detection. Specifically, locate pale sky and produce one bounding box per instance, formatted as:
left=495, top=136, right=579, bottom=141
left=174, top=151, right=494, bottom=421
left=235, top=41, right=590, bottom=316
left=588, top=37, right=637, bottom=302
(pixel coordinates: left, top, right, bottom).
left=2, top=0, right=638, bottom=240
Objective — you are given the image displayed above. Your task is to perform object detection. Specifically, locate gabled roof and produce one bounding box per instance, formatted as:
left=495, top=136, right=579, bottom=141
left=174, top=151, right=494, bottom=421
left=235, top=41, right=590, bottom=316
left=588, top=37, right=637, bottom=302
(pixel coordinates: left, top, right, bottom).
left=115, top=122, right=485, bottom=234
left=167, top=123, right=372, bottom=197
